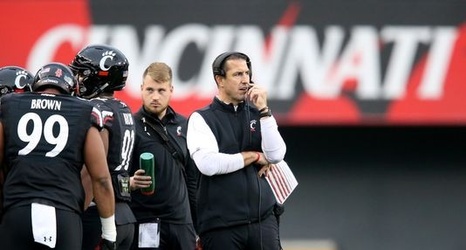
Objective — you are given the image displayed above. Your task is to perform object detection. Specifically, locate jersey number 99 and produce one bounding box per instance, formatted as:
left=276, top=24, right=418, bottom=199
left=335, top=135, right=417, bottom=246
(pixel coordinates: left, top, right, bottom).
left=17, top=112, right=69, bottom=157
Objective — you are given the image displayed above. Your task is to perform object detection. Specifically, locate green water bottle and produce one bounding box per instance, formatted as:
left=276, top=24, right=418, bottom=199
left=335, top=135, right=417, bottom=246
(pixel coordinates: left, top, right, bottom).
left=140, top=152, right=155, bottom=195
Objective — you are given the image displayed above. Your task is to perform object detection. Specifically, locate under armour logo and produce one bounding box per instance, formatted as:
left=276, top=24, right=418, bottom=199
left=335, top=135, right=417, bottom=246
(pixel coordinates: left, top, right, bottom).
left=44, top=236, right=53, bottom=242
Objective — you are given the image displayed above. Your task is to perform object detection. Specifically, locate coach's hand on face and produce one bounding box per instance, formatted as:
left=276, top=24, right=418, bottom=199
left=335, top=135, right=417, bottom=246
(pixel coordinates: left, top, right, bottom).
left=247, top=83, right=268, bottom=111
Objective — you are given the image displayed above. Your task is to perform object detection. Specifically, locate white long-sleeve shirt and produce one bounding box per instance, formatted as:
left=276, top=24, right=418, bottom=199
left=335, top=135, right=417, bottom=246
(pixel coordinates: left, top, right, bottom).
left=186, top=112, right=286, bottom=176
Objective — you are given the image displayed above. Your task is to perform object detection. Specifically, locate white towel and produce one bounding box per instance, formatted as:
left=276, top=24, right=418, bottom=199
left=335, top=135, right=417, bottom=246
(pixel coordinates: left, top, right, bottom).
left=31, top=203, right=57, bottom=248
left=138, top=221, right=160, bottom=248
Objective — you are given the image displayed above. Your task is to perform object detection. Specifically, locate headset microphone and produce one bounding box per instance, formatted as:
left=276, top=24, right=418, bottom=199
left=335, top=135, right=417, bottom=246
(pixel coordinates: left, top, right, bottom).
left=248, top=80, right=254, bottom=91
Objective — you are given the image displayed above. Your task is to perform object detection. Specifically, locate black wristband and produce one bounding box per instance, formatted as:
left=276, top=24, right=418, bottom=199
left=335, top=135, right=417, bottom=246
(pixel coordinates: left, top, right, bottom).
left=259, top=108, right=272, bottom=118
left=259, top=107, right=269, bottom=113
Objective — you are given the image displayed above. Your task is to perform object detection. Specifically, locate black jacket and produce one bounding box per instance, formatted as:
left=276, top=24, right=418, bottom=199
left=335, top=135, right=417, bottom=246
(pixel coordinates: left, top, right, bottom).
left=194, top=98, right=275, bottom=234
left=129, top=106, right=198, bottom=227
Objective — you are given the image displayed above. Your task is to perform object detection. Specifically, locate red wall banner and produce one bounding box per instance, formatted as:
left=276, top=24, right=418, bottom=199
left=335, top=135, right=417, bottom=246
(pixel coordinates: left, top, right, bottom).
left=2, top=0, right=466, bottom=125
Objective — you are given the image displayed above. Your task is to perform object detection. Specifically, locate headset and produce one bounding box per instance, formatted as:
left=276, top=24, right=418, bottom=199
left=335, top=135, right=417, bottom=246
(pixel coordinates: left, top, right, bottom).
left=212, top=51, right=252, bottom=79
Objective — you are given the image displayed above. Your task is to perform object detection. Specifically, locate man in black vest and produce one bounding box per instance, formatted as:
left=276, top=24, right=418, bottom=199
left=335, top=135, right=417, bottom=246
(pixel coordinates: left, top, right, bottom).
left=186, top=52, right=287, bottom=250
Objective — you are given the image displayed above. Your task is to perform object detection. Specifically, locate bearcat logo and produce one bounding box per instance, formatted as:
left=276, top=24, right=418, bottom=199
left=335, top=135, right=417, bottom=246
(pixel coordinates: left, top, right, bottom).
left=250, top=120, right=257, bottom=132
left=15, top=70, right=30, bottom=89
left=99, top=50, right=116, bottom=71
left=176, top=126, right=182, bottom=136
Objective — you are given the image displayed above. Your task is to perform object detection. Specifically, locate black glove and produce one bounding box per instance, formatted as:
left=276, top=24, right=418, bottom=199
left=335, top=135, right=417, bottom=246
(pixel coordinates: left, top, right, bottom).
left=100, top=238, right=117, bottom=250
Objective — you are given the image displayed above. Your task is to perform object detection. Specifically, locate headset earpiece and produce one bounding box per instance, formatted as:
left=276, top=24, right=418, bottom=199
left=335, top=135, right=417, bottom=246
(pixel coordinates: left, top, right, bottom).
left=212, top=52, right=252, bottom=79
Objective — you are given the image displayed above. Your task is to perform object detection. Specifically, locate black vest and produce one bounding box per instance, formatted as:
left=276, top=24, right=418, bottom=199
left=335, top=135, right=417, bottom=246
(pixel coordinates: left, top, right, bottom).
left=195, top=98, right=275, bottom=234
